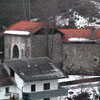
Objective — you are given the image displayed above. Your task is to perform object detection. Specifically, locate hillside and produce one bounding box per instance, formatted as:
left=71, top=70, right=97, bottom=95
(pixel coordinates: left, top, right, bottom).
left=0, top=0, right=100, bottom=31
left=55, top=0, right=100, bottom=28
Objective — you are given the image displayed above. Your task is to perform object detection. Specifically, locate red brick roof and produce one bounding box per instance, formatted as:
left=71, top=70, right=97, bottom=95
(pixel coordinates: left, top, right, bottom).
left=59, top=29, right=100, bottom=42
left=7, top=21, right=44, bottom=35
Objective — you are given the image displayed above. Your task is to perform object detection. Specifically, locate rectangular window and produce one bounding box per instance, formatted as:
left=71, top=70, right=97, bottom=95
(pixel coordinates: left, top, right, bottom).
left=5, top=87, right=9, bottom=94
left=44, top=98, right=50, bottom=100
left=44, top=83, right=50, bottom=90
left=31, top=85, right=36, bottom=92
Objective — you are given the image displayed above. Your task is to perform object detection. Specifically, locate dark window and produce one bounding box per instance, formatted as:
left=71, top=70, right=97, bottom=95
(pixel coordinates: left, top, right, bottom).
left=5, top=87, right=9, bottom=94
left=44, top=98, right=50, bottom=100
left=10, top=68, right=14, bottom=77
left=13, top=45, right=19, bottom=58
left=22, top=49, right=24, bottom=56
left=31, top=85, right=36, bottom=92
left=44, top=83, right=50, bottom=90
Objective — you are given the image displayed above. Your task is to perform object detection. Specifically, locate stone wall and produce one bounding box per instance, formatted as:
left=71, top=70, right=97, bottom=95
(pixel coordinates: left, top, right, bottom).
left=31, top=35, right=47, bottom=57
left=48, top=34, right=63, bottom=68
left=62, top=43, right=100, bottom=75
left=30, top=34, right=62, bottom=68
left=4, top=35, right=26, bottom=59
left=4, top=34, right=100, bottom=75
left=4, top=35, right=12, bottom=59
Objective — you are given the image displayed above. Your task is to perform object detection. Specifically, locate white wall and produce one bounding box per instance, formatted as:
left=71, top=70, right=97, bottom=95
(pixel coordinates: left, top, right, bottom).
left=23, top=79, right=58, bottom=100
left=4, top=64, right=59, bottom=100
left=0, top=85, right=16, bottom=99
left=3, top=65, right=24, bottom=99
left=23, top=79, right=58, bottom=92
left=14, top=73, right=24, bottom=99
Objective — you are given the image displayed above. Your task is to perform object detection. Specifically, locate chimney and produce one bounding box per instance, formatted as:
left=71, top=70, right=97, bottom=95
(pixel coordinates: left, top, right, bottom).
left=90, top=28, right=95, bottom=39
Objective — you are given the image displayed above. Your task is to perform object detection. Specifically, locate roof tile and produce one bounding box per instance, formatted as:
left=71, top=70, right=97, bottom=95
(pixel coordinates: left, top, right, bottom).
left=59, top=29, right=100, bottom=42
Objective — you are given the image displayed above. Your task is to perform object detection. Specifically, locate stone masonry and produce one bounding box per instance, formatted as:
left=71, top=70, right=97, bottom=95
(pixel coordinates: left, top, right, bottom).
left=62, top=43, right=100, bottom=75
left=4, top=33, right=100, bottom=75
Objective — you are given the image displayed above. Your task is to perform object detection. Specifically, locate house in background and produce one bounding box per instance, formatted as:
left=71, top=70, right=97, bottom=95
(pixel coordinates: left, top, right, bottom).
left=0, top=64, right=17, bottom=100
left=0, top=57, right=68, bottom=100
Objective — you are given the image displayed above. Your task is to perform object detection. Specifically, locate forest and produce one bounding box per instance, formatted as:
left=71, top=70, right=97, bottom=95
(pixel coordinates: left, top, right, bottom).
left=0, top=0, right=100, bottom=31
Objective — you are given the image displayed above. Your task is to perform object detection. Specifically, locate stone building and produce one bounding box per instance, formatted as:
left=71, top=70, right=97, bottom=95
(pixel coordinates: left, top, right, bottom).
left=4, top=21, right=63, bottom=68
left=2, top=21, right=100, bottom=75
left=60, top=29, right=100, bottom=75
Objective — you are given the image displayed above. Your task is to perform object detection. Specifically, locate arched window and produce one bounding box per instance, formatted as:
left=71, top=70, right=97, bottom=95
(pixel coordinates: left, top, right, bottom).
left=13, top=45, right=19, bottom=58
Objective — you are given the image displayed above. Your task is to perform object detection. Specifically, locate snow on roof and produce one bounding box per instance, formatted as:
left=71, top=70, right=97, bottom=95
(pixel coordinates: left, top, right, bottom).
left=58, top=75, right=100, bottom=83
left=30, top=18, right=40, bottom=22
left=68, top=38, right=91, bottom=41
left=4, top=30, right=30, bottom=35
left=0, top=52, right=3, bottom=54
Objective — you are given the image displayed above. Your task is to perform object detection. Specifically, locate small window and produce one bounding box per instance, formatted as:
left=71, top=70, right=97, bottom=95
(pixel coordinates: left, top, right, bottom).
left=44, top=98, right=50, bottom=100
left=13, top=45, right=19, bottom=58
left=44, top=83, right=50, bottom=90
left=31, top=85, right=36, bottom=92
left=5, top=87, right=9, bottom=94
left=22, top=49, right=24, bottom=56
left=10, top=68, right=14, bottom=77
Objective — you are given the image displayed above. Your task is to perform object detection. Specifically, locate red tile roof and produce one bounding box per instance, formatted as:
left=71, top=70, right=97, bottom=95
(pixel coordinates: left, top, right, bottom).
left=4, top=21, right=100, bottom=42
left=7, top=21, right=44, bottom=35
left=59, top=29, right=100, bottom=42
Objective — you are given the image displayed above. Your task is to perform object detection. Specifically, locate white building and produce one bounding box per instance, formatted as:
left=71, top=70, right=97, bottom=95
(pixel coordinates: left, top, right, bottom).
left=0, top=57, right=68, bottom=100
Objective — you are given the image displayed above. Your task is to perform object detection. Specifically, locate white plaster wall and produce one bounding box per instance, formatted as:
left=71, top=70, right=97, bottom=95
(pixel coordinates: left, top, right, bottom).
left=3, top=65, right=24, bottom=99
left=0, top=85, right=16, bottom=99
left=14, top=73, right=24, bottom=98
left=4, top=64, right=24, bottom=91
left=23, top=79, right=58, bottom=92
left=10, top=35, right=26, bottom=59
left=3, top=64, right=59, bottom=100
left=23, top=80, right=58, bottom=100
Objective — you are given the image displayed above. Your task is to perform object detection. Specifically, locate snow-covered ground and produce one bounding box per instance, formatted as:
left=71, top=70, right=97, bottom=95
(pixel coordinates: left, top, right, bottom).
left=59, top=75, right=100, bottom=83
left=56, top=0, right=100, bottom=29
left=56, top=10, right=100, bottom=29
left=31, top=0, right=100, bottom=29
left=91, top=0, right=100, bottom=13
left=59, top=75, right=100, bottom=100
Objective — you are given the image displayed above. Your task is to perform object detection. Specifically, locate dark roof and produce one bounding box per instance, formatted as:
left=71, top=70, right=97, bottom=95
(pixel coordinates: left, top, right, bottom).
left=0, top=64, right=14, bottom=86
left=5, top=57, right=67, bottom=82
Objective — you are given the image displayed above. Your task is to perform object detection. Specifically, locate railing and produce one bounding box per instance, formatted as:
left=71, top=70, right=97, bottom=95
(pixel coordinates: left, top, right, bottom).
left=23, top=87, right=68, bottom=100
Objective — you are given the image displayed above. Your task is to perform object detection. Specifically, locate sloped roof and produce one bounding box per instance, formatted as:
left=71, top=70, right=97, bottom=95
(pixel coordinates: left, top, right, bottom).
left=5, top=57, right=67, bottom=82
left=0, top=64, right=14, bottom=86
left=5, top=21, right=44, bottom=36
left=59, top=29, right=100, bottom=42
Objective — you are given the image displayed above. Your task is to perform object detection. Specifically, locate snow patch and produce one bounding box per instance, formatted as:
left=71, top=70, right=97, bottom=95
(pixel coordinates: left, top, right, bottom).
left=59, top=75, right=100, bottom=100
left=91, top=0, right=100, bottom=11
left=30, top=18, right=40, bottom=22
left=4, top=30, right=30, bottom=35
left=68, top=38, right=91, bottom=41
left=59, top=75, right=100, bottom=83
left=56, top=14, right=69, bottom=27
